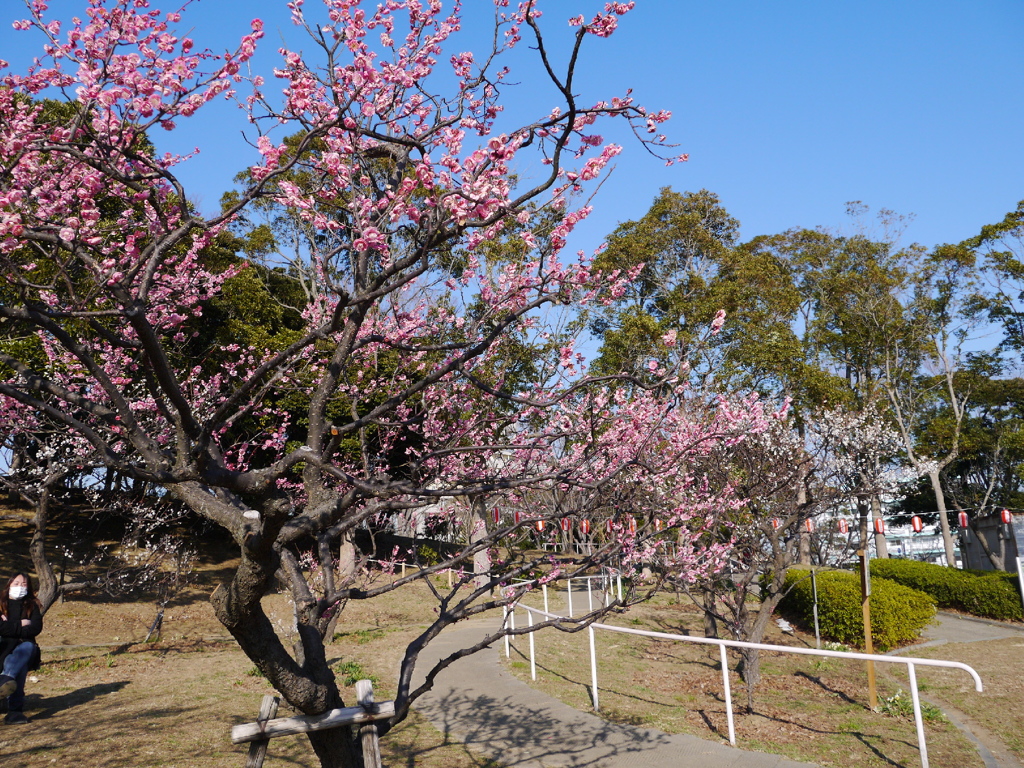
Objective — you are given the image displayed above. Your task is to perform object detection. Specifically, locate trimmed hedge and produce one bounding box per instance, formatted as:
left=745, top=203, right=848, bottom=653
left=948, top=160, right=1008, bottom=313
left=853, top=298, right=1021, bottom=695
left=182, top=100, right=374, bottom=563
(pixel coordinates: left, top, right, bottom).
left=870, top=558, right=1023, bottom=622
left=780, top=567, right=936, bottom=650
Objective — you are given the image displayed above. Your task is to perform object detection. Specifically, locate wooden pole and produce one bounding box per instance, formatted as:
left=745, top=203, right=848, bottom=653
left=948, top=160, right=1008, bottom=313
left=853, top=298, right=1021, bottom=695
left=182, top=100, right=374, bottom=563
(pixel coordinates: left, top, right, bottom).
left=244, top=695, right=279, bottom=768
left=859, top=548, right=877, bottom=709
left=231, top=700, right=395, bottom=744
left=356, top=680, right=383, bottom=768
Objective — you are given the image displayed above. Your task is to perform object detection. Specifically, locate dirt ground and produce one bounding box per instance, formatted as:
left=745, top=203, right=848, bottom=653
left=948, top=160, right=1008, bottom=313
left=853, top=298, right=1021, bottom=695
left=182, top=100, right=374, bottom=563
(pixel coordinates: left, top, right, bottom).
left=0, top=581, right=501, bottom=767
left=0, top=505, right=500, bottom=768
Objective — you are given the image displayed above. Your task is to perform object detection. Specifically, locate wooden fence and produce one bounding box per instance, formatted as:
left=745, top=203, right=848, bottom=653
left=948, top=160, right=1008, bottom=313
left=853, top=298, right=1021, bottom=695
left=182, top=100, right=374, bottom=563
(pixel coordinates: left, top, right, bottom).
left=232, top=680, right=392, bottom=768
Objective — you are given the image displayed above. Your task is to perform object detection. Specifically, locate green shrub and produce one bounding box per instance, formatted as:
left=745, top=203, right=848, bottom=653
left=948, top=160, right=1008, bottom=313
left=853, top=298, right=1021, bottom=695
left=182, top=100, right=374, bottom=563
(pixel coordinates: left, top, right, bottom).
left=332, top=659, right=379, bottom=687
left=780, top=567, right=936, bottom=650
left=416, top=543, right=441, bottom=566
left=877, top=689, right=946, bottom=723
left=870, top=559, right=1022, bottom=621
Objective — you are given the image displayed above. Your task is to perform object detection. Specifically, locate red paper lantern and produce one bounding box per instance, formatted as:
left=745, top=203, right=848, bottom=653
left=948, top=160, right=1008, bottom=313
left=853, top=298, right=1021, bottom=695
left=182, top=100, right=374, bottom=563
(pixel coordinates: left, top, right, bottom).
left=561, top=517, right=572, bottom=532
left=771, top=518, right=781, bottom=530
left=805, top=518, right=815, bottom=533
left=1001, top=508, right=1012, bottom=525
left=492, top=508, right=501, bottom=525
left=535, top=519, right=545, bottom=532
left=837, top=519, right=849, bottom=534
left=874, top=518, right=885, bottom=534
left=911, top=515, right=923, bottom=533
left=580, top=519, right=591, bottom=535
left=958, top=511, right=969, bottom=529
left=627, top=517, right=638, bottom=534
left=514, top=510, right=522, bottom=525
left=655, top=518, right=664, bottom=532
left=606, top=519, right=615, bottom=533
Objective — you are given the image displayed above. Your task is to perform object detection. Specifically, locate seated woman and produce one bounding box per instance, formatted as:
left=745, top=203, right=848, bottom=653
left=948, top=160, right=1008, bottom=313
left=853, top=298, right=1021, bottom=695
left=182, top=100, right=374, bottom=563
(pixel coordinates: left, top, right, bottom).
left=0, top=573, right=43, bottom=725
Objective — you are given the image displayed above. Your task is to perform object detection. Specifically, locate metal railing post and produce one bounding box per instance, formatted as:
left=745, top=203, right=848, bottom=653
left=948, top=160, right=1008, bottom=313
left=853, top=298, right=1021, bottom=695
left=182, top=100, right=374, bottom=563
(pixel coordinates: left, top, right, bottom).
left=588, top=624, right=599, bottom=711
left=567, top=578, right=574, bottom=617
left=719, top=644, right=736, bottom=745
left=811, top=568, right=821, bottom=649
left=1017, top=558, right=1024, bottom=618
left=527, top=608, right=536, bottom=681
left=908, top=663, right=928, bottom=768
left=503, top=604, right=510, bottom=658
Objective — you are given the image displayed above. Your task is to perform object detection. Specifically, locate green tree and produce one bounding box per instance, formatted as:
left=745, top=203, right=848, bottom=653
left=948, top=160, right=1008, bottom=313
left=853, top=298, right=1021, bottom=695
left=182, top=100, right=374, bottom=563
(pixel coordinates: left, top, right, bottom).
left=965, top=200, right=1024, bottom=362
left=589, top=188, right=740, bottom=380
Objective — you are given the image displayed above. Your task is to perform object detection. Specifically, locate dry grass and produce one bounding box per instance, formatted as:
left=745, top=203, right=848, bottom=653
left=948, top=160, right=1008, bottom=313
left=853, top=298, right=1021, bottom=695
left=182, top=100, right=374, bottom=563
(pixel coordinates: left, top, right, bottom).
left=0, top=565, right=500, bottom=767
left=896, top=636, right=1024, bottom=762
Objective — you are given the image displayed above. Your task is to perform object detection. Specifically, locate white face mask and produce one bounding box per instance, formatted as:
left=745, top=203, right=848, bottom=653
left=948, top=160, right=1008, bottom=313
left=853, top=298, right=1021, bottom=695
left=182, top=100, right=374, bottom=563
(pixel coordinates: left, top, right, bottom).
left=9, top=586, right=27, bottom=600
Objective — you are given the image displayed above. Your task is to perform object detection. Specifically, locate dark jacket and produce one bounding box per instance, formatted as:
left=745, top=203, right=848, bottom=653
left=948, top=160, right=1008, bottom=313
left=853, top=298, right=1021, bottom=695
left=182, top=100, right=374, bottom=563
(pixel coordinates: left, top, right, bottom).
left=0, top=598, right=43, bottom=668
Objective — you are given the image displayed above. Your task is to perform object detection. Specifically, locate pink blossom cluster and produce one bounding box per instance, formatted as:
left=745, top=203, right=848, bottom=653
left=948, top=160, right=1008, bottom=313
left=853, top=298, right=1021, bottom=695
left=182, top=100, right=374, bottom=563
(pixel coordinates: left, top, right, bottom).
left=568, top=1, right=636, bottom=37
left=0, top=0, right=749, bottom=609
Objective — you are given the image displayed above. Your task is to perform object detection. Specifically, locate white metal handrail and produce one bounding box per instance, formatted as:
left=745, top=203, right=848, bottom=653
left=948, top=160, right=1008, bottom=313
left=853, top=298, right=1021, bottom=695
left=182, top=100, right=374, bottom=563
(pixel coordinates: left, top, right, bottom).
left=506, top=601, right=982, bottom=768
left=507, top=567, right=623, bottom=619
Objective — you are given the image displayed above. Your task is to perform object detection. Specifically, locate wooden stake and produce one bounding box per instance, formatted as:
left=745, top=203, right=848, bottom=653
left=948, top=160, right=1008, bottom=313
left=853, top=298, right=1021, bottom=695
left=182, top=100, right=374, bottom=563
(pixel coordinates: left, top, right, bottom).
left=244, top=694, right=279, bottom=768
left=858, top=549, right=877, bottom=709
left=356, top=680, right=382, bottom=768
left=232, top=700, right=394, bottom=744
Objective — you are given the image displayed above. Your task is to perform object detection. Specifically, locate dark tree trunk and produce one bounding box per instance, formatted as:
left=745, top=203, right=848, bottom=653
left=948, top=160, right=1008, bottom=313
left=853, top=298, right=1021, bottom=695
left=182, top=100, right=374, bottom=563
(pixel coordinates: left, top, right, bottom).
left=470, top=496, right=491, bottom=590
left=739, top=645, right=760, bottom=713
left=702, top=587, right=718, bottom=638
left=30, top=487, right=60, bottom=613
left=871, top=494, right=888, bottom=559
left=308, top=728, right=361, bottom=768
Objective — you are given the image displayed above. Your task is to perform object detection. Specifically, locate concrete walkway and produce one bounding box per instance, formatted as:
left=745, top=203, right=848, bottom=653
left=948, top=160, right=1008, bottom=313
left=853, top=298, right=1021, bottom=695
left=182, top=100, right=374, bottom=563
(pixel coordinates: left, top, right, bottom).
left=919, top=610, right=1024, bottom=648
left=413, top=619, right=814, bottom=768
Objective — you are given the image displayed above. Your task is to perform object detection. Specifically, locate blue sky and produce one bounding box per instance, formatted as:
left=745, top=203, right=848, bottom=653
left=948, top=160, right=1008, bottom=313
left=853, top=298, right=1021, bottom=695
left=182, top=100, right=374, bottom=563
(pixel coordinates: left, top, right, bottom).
left=2, top=0, right=1022, bottom=254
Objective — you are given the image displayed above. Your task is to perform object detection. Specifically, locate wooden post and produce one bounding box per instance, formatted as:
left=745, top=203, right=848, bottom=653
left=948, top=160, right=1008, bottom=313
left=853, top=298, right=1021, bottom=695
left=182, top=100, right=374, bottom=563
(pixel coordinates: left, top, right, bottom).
left=859, top=548, right=877, bottom=709
left=244, top=694, right=279, bottom=768
left=356, top=680, right=382, bottom=768
left=231, top=700, right=395, bottom=744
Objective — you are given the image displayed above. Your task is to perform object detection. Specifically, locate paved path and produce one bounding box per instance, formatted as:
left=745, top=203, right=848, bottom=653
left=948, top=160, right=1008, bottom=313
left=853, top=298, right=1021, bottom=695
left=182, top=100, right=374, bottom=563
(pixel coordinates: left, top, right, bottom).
left=413, top=619, right=814, bottom=768
left=920, top=610, right=1024, bottom=648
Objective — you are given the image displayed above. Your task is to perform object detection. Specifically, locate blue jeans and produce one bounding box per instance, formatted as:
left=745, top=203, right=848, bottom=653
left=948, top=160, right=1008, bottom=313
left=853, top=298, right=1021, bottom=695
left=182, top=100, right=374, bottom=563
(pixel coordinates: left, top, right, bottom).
left=2, top=641, right=33, bottom=712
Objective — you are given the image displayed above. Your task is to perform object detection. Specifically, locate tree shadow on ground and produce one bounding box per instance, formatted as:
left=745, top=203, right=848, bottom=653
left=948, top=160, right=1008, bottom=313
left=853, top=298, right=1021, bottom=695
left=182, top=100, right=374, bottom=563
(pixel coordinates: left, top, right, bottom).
left=793, top=670, right=860, bottom=705
left=386, top=715, right=505, bottom=768
left=742, top=709, right=913, bottom=768
left=22, top=680, right=131, bottom=720
left=417, top=687, right=676, bottom=768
